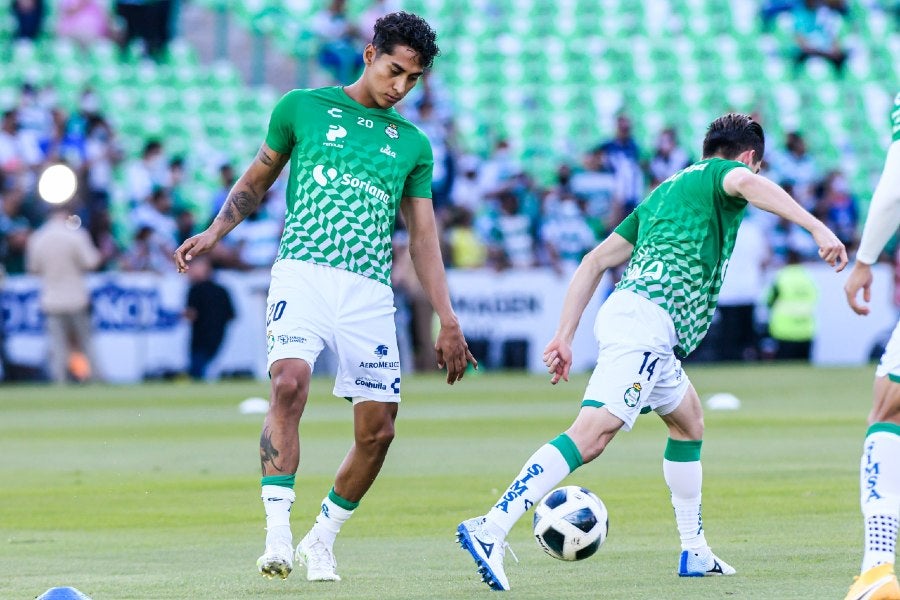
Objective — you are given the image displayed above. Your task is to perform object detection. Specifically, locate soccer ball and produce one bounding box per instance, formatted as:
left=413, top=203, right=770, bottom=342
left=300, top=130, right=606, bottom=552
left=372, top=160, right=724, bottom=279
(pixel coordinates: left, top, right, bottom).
left=532, top=486, right=608, bottom=561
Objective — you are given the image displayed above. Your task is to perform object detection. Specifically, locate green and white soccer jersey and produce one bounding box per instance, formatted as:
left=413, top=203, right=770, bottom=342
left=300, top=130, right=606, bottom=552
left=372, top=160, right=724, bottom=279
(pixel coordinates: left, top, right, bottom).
left=614, top=158, right=750, bottom=356
left=892, top=91, right=900, bottom=143
left=265, top=87, right=434, bottom=286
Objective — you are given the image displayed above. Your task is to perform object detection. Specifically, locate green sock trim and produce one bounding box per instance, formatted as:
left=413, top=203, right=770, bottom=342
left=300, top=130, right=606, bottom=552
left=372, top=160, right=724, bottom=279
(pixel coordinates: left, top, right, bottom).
left=549, top=433, right=584, bottom=472
left=581, top=399, right=605, bottom=409
left=888, top=374, right=900, bottom=384
left=328, top=487, right=359, bottom=511
left=664, top=438, right=702, bottom=462
left=867, top=422, right=900, bottom=437
left=261, top=474, right=295, bottom=489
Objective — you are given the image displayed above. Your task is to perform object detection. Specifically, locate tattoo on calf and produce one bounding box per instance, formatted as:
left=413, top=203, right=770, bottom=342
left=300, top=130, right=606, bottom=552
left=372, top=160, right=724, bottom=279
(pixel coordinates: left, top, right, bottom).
left=260, top=428, right=283, bottom=474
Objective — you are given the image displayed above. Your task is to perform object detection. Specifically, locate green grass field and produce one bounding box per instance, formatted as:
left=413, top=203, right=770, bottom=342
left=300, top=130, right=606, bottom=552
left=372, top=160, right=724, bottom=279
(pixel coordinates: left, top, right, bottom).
left=0, top=364, right=877, bottom=599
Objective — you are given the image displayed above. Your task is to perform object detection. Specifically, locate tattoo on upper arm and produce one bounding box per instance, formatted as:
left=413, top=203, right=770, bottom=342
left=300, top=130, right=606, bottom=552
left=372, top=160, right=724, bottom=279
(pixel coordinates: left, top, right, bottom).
left=260, top=427, right=283, bottom=474
left=257, top=147, right=275, bottom=167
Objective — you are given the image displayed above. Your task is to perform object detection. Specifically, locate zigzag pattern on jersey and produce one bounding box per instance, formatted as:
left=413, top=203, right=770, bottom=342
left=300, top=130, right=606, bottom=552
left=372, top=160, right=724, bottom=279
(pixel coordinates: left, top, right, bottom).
left=279, top=139, right=405, bottom=285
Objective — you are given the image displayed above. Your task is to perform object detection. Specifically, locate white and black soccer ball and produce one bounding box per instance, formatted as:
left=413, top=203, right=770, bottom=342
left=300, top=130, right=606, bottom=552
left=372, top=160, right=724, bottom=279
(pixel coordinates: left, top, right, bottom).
left=533, top=486, right=608, bottom=561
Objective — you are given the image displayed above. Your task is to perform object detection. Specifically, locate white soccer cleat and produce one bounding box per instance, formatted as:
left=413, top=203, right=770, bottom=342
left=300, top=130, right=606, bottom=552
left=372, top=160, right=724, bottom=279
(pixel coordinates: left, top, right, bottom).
left=678, top=547, right=736, bottom=577
left=295, top=530, right=341, bottom=582
left=456, top=516, right=517, bottom=591
left=256, top=540, right=293, bottom=580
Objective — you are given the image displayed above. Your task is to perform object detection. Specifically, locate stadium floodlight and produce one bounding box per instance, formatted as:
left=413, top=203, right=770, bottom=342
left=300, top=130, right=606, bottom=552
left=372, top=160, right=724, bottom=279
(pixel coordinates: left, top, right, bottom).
left=37, top=163, right=78, bottom=205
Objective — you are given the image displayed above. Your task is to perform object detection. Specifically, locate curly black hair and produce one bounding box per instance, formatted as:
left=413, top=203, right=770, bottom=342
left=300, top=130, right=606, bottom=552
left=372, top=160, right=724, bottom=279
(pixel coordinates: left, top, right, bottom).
left=372, top=11, right=440, bottom=70
left=702, top=113, right=765, bottom=161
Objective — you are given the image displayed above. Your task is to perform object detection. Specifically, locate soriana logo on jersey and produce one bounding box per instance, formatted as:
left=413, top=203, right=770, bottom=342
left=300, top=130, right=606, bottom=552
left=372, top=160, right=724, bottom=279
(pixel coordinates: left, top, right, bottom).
left=310, top=164, right=390, bottom=203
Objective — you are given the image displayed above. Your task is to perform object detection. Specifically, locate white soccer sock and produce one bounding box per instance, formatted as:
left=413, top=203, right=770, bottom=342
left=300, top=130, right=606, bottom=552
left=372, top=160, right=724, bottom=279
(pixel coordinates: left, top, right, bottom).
left=485, top=443, right=572, bottom=538
left=860, top=430, right=900, bottom=572
left=664, top=459, right=708, bottom=550
left=311, top=495, right=354, bottom=548
left=261, top=485, right=295, bottom=547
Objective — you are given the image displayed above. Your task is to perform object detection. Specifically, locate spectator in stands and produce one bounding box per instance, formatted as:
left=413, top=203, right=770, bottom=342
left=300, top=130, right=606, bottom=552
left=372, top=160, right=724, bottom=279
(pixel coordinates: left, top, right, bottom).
left=0, top=186, right=31, bottom=275
left=413, top=98, right=455, bottom=216
left=115, top=0, right=171, bottom=59
left=229, top=193, right=283, bottom=270
left=793, top=0, right=848, bottom=75
left=648, top=127, right=691, bottom=188
left=11, top=0, right=44, bottom=40
left=598, top=112, right=644, bottom=212
left=769, top=131, right=819, bottom=210
left=84, top=115, right=122, bottom=215
left=184, top=254, right=234, bottom=380
left=132, top=186, right=177, bottom=248
left=479, top=139, right=519, bottom=197
left=311, top=0, right=366, bottom=84
left=443, top=206, right=487, bottom=269
left=816, top=169, right=858, bottom=246
left=486, top=190, right=536, bottom=269
left=210, top=162, right=235, bottom=218
left=540, top=195, right=597, bottom=275
left=449, top=154, right=482, bottom=214
left=125, top=139, right=166, bottom=207
left=764, top=249, right=818, bottom=361
left=174, top=207, right=196, bottom=246
left=87, top=208, right=120, bottom=271
left=121, top=224, right=171, bottom=272
left=760, top=0, right=799, bottom=31
left=26, top=204, right=102, bottom=383
left=570, top=147, right=619, bottom=236
left=57, top=0, right=110, bottom=45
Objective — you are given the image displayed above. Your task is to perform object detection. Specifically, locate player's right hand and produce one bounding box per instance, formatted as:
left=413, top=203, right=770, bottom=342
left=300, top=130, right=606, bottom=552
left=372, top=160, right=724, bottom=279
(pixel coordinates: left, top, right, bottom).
left=543, top=336, right=572, bottom=385
left=812, top=225, right=848, bottom=272
left=844, top=261, right=873, bottom=316
left=174, top=231, right=219, bottom=272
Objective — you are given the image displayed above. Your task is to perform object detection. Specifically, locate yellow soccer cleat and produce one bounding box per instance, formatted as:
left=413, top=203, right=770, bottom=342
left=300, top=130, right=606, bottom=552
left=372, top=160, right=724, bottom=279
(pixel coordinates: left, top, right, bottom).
left=845, top=564, right=900, bottom=600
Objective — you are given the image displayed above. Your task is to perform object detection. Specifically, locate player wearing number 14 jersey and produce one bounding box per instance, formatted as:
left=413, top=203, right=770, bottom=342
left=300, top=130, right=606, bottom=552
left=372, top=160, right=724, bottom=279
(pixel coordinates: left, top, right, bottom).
left=174, top=12, right=477, bottom=585
left=457, top=114, right=848, bottom=591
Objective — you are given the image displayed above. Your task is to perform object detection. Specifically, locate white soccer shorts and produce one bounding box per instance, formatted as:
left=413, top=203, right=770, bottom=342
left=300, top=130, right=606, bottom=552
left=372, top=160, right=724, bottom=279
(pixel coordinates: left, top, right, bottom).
left=266, top=259, right=401, bottom=402
left=582, top=290, right=691, bottom=431
left=876, top=318, right=900, bottom=383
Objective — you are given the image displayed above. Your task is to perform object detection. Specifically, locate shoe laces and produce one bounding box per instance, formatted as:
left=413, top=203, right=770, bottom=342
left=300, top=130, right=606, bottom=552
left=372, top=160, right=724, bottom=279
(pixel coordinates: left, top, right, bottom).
left=305, top=536, right=336, bottom=569
left=502, top=541, right=519, bottom=565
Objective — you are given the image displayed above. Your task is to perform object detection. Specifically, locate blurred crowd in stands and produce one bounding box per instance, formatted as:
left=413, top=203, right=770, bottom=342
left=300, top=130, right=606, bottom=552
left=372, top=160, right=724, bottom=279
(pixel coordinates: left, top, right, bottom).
left=0, top=0, right=894, bottom=380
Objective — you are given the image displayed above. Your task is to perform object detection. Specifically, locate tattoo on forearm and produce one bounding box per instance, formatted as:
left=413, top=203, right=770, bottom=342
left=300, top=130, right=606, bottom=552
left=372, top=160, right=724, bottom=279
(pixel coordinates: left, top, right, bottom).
left=260, top=427, right=282, bottom=474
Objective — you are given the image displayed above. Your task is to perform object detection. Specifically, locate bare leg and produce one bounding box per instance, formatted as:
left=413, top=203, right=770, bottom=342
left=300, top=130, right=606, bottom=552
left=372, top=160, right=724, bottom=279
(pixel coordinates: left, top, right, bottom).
left=260, top=358, right=311, bottom=476
left=333, top=400, right=398, bottom=502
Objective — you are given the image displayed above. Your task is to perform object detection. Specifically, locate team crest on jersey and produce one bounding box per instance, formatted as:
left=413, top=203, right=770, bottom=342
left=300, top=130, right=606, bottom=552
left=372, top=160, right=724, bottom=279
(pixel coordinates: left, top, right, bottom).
left=623, top=382, right=642, bottom=407
left=380, top=144, right=396, bottom=158
left=384, top=123, right=399, bottom=139
left=266, top=330, right=275, bottom=354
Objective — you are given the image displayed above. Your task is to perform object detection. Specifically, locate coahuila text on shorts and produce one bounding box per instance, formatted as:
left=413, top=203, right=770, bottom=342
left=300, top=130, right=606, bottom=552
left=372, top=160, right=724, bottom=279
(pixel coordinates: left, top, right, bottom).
left=355, top=378, right=387, bottom=390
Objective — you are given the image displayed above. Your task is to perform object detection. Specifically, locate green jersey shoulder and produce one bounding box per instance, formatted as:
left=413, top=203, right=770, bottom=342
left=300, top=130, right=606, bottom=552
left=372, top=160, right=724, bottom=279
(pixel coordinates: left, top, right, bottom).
left=265, top=87, right=434, bottom=286
left=614, top=158, right=749, bottom=356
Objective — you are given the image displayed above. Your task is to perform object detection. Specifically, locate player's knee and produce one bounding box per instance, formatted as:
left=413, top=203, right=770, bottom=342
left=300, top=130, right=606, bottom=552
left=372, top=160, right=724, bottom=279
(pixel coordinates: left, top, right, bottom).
left=270, top=370, right=309, bottom=410
left=357, top=421, right=395, bottom=453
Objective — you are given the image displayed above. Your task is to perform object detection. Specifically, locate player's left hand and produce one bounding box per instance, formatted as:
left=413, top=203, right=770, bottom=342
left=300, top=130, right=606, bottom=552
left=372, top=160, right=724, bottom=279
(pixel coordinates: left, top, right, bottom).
left=844, top=261, right=873, bottom=316
left=812, top=225, right=848, bottom=272
left=543, top=336, right=573, bottom=385
left=434, top=322, right=477, bottom=384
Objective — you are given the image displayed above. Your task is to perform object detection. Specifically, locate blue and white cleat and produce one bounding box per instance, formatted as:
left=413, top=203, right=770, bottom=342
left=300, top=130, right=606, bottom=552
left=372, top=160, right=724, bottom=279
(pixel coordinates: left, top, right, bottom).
left=678, top=547, right=736, bottom=577
left=456, top=516, right=517, bottom=591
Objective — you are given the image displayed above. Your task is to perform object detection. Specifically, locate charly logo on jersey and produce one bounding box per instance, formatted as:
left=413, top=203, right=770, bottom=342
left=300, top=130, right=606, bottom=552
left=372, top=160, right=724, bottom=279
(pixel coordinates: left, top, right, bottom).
left=384, top=123, right=399, bottom=139
left=623, top=382, right=642, bottom=407
left=380, top=144, right=396, bottom=159
left=309, top=163, right=391, bottom=203
left=324, top=124, right=347, bottom=148
left=327, top=107, right=343, bottom=118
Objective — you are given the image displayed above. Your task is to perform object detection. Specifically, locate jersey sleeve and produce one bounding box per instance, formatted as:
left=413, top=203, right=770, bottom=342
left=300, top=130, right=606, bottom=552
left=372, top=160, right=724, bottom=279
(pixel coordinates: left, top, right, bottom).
left=614, top=208, right=640, bottom=244
left=891, top=91, right=900, bottom=143
left=714, top=160, right=750, bottom=208
left=402, top=130, right=434, bottom=199
left=265, top=91, right=303, bottom=154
